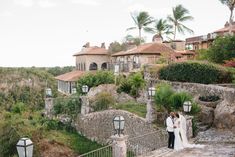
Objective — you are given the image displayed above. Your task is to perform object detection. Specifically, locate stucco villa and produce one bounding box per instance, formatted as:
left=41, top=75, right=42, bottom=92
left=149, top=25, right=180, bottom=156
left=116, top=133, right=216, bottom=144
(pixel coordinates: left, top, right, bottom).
left=111, top=42, right=175, bottom=73
left=55, top=42, right=109, bottom=94
left=186, top=22, right=235, bottom=51
left=55, top=70, right=85, bottom=95
left=73, top=42, right=110, bottom=71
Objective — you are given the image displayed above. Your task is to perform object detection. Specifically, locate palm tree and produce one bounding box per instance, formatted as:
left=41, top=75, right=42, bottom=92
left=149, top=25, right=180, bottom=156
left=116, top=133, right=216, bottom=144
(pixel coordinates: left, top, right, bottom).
left=127, top=11, right=154, bottom=42
left=219, top=0, right=235, bottom=34
left=151, top=18, right=173, bottom=40
left=167, top=4, right=194, bottom=40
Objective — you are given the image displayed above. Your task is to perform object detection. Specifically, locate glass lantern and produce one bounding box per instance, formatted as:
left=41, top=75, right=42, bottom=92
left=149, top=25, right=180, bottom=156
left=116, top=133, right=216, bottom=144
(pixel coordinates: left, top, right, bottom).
left=183, top=101, right=192, bottom=113
left=16, top=138, right=33, bottom=157
left=113, top=116, right=125, bottom=136
left=45, top=88, right=52, bottom=98
left=82, top=85, right=89, bottom=94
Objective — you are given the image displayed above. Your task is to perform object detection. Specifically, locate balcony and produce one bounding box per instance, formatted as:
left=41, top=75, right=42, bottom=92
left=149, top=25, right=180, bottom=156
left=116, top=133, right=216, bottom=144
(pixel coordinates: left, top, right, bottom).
left=109, top=61, right=141, bottom=73
left=186, top=33, right=217, bottom=44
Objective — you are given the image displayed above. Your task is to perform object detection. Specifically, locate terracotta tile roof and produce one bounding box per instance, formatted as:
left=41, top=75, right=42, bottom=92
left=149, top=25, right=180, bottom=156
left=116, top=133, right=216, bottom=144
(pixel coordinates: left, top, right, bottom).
left=55, top=70, right=85, bottom=82
left=111, top=43, right=175, bottom=57
left=174, top=50, right=195, bottom=55
left=73, top=46, right=109, bottom=56
left=214, top=24, right=235, bottom=33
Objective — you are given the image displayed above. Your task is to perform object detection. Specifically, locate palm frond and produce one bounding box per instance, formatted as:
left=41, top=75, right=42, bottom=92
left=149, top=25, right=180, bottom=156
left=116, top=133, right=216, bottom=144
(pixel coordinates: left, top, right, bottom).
left=126, top=27, right=137, bottom=31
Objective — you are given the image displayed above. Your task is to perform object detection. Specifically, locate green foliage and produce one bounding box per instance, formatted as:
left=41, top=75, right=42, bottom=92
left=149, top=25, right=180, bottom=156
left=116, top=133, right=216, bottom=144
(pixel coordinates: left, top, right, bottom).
left=113, top=102, right=146, bottom=118
left=77, top=71, right=114, bottom=94
left=189, top=103, right=201, bottom=115
left=53, top=98, right=81, bottom=117
left=0, top=121, right=19, bottom=157
left=108, top=41, right=127, bottom=54
left=117, top=81, right=132, bottom=94
left=206, top=35, right=235, bottom=63
left=46, top=66, right=75, bottom=76
left=12, top=102, right=26, bottom=114
left=117, top=72, right=145, bottom=97
left=92, top=92, right=114, bottom=111
left=154, top=83, right=174, bottom=111
left=195, top=49, right=208, bottom=60
left=159, top=62, right=233, bottom=84
left=170, top=92, right=192, bottom=110
left=192, top=117, right=198, bottom=137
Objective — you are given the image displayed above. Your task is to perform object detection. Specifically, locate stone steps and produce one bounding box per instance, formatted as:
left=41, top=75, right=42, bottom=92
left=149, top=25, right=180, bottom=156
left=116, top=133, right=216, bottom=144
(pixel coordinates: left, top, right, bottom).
left=140, top=147, right=173, bottom=157
left=196, top=122, right=210, bottom=132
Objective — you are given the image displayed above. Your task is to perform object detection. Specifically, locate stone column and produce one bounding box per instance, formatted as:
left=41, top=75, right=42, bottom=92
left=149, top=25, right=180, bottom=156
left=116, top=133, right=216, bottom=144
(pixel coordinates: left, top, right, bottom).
left=146, top=99, right=154, bottom=123
left=185, top=115, right=193, bottom=138
left=81, top=96, right=90, bottom=115
left=45, top=98, right=54, bottom=118
left=111, top=135, right=128, bottom=157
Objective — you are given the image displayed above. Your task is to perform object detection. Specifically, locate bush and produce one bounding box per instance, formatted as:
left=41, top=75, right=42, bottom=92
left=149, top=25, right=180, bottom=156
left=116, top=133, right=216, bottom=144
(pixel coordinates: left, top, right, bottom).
left=117, top=72, right=145, bottom=97
left=159, top=62, right=232, bottom=84
left=53, top=98, right=81, bottom=117
left=77, top=71, right=114, bottom=94
left=92, top=92, right=115, bottom=111
left=190, top=103, right=201, bottom=115
left=154, top=83, right=174, bottom=111
left=170, top=92, right=192, bottom=110
left=12, top=102, right=26, bottom=114
left=206, top=35, right=235, bottom=63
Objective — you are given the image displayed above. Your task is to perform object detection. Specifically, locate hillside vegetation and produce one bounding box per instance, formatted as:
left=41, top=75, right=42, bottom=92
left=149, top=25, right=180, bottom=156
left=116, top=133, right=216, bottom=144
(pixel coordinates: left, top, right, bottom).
left=0, top=67, right=102, bottom=157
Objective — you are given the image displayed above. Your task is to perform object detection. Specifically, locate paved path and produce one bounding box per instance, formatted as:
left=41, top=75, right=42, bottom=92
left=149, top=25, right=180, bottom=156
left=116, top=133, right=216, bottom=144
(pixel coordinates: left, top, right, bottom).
left=142, top=129, right=235, bottom=157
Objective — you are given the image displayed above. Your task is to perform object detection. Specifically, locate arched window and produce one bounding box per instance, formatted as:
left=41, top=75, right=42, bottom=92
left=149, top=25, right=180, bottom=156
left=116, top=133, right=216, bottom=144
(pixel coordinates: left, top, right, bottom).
left=101, top=62, right=107, bottom=70
left=89, top=62, right=98, bottom=70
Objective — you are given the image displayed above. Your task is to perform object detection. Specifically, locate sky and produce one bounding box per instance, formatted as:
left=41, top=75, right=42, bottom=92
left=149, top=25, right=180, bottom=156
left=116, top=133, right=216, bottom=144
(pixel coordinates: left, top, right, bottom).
left=0, top=0, right=231, bottom=67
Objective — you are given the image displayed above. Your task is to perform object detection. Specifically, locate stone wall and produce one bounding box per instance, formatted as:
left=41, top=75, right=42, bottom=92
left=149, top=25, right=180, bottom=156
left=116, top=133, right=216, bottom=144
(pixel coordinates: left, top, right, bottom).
left=74, top=110, right=168, bottom=151
left=159, top=81, right=235, bottom=131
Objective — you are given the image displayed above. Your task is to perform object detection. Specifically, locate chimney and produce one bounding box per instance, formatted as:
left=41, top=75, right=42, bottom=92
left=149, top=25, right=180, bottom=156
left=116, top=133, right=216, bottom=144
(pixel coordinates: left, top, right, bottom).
left=83, top=42, right=90, bottom=48
left=101, top=42, right=106, bottom=49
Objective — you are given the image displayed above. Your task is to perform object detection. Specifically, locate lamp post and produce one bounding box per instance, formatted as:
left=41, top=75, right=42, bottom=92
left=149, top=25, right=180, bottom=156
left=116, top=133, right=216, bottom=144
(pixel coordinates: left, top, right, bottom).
left=114, top=65, right=119, bottom=85
left=16, top=138, right=33, bottom=157
left=146, top=86, right=156, bottom=123
left=183, top=101, right=192, bottom=113
left=113, top=115, right=125, bottom=136
left=81, top=85, right=89, bottom=115
left=45, top=88, right=52, bottom=98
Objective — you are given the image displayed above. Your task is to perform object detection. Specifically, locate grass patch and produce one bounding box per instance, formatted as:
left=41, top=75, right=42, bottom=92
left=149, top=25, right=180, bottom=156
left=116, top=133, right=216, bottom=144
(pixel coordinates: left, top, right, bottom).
left=46, top=130, right=103, bottom=155
left=113, top=102, right=146, bottom=118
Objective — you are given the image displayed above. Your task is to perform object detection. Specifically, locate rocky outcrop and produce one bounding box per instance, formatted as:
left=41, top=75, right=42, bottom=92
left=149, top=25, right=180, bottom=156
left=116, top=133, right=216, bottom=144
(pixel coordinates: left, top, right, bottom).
left=214, top=101, right=235, bottom=131
left=198, top=105, right=214, bottom=126
left=88, top=84, right=135, bottom=103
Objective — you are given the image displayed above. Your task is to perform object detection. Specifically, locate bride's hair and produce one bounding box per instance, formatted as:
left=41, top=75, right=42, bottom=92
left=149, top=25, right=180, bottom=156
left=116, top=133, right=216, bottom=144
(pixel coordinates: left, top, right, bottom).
left=175, top=113, right=180, bottom=118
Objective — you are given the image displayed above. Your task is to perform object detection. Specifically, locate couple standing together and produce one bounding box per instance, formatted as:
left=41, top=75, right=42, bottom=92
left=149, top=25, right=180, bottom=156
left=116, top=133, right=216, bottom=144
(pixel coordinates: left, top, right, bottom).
left=166, top=112, right=204, bottom=151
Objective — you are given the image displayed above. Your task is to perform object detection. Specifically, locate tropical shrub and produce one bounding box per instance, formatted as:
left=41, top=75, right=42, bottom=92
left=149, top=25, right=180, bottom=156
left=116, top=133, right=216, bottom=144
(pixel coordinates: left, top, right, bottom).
left=154, top=83, right=174, bottom=111
left=92, top=92, right=114, bottom=111
left=190, top=103, right=201, bottom=115
left=170, top=92, right=192, bottom=110
left=12, top=102, right=26, bottom=114
left=158, top=62, right=232, bottom=84
left=206, top=35, right=235, bottom=63
left=117, top=72, right=145, bottom=97
left=77, top=71, right=114, bottom=94
left=53, top=98, right=81, bottom=117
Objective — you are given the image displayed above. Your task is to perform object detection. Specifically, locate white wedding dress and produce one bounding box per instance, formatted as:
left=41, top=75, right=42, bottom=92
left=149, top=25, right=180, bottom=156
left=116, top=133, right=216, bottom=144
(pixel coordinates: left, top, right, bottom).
left=174, top=118, right=184, bottom=151
left=178, top=114, right=205, bottom=149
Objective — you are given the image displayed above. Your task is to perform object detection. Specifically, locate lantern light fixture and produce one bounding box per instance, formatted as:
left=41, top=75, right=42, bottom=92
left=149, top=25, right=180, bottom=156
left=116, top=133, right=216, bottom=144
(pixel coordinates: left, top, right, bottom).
left=113, top=116, right=125, bottom=136
left=16, top=138, right=33, bottom=157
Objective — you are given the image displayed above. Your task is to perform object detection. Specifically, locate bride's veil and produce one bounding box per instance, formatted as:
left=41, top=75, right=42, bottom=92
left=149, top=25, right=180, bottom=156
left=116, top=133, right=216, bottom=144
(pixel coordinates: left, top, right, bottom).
left=179, top=114, right=205, bottom=148
left=179, top=114, right=189, bottom=147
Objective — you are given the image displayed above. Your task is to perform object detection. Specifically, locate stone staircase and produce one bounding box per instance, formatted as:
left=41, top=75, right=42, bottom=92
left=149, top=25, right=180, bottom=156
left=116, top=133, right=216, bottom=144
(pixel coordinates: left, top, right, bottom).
left=139, top=147, right=174, bottom=157
left=196, top=122, right=211, bottom=132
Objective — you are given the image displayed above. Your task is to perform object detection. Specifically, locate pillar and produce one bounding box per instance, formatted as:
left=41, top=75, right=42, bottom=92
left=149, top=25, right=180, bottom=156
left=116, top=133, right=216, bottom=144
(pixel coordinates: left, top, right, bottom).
left=45, top=98, right=54, bottom=118
left=80, top=96, right=90, bottom=115
left=111, top=135, right=128, bottom=157
left=146, top=99, right=154, bottom=123
left=185, top=115, right=193, bottom=138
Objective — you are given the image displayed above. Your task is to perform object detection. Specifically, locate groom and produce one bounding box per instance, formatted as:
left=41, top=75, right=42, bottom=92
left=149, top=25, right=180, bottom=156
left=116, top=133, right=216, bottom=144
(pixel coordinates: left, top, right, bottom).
left=166, top=112, right=175, bottom=149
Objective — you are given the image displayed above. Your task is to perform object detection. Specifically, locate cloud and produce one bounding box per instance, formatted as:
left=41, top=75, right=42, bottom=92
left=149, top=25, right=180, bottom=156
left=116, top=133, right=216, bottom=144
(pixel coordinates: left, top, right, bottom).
left=71, top=0, right=100, bottom=6
left=14, top=0, right=33, bottom=7
left=0, top=11, right=13, bottom=17
left=127, top=3, right=170, bottom=17
left=37, top=0, right=56, bottom=8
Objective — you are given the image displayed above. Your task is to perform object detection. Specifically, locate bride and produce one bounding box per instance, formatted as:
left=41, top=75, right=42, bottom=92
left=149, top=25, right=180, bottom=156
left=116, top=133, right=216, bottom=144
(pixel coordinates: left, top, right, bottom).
left=174, top=112, right=205, bottom=150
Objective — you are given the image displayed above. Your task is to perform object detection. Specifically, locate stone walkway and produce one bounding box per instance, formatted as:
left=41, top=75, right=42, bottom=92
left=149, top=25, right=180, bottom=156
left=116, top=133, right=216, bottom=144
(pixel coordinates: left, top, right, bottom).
left=142, top=129, right=235, bottom=157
